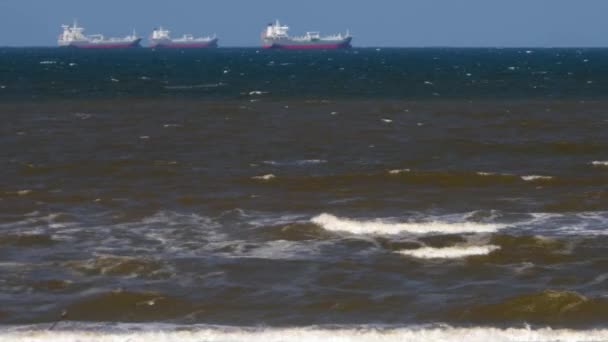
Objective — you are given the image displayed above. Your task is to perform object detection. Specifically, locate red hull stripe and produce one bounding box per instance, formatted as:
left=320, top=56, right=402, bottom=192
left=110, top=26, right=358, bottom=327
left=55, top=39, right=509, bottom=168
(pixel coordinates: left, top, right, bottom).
left=152, top=43, right=217, bottom=48
left=263, top=43, right=351, bottom=49
left=70, top=39, right=141, bottom=49
left=151, top=38, right=218, bottom=49
left=76, top=44, right=139, bottom=49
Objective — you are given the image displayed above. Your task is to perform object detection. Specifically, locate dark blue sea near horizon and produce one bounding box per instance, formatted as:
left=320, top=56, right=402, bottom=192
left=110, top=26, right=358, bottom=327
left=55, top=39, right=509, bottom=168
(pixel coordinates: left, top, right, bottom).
left=1, top=47, right=608, bottom=341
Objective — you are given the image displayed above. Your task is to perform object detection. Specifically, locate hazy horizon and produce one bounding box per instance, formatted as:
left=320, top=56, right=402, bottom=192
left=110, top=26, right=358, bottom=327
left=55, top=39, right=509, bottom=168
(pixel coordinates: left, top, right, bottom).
left=1, top=0, right=607, bottom=47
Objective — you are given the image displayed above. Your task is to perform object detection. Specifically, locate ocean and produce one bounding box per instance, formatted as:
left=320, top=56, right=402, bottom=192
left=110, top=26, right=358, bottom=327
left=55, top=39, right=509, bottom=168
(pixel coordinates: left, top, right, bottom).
left=1, top=47, right=608, bottom=341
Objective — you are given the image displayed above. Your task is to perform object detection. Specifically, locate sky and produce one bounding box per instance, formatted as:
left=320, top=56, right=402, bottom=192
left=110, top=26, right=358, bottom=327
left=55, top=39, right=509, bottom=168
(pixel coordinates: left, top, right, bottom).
left=0, top=0, right=607, bottom=47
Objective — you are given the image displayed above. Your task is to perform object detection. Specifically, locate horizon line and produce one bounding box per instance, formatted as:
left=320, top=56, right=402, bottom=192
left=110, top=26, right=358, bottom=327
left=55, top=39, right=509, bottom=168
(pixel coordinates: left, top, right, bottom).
left=2, top=45, right=608, bottom=49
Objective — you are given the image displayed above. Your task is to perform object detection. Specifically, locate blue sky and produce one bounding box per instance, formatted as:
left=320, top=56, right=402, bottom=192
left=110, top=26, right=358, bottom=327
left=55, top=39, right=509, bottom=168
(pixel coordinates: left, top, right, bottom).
left=0, top=0, right=607, bottom=47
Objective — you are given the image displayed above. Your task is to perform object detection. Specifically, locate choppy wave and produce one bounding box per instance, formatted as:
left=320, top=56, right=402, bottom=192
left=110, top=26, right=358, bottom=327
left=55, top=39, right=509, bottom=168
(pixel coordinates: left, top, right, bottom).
left=455, top=290, right=608, bottom=325
left=388, top=169, right=411, bottom=175
left=518, top=212, right=608, bottom=236
left=63, top=255, right=168, bottom=278
left=591, top=160, right=608, bottom=167
left=3, top=324, right=608, bottom=342
left=521, top=175, right=554, bottom=182
left=164, top=83, right=225, bottom=90
left=0, top=233, right=56, bottom=247
left=263, top=160, right=327, bottom=166
left=63, top=290, right=193, bottom=321
left=311, top=213, right=504, bottom=235
left=246, top=169, right=608, bottom=190
left=252, top=174, right=276, bottom=181
left=397, top=245, right=500, bottom=259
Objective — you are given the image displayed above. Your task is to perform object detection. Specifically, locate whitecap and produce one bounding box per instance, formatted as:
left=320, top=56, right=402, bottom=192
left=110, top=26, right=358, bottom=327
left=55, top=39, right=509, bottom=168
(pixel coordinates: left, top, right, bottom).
left=311, top=213, right=503, bottom=235
left=263, top=160, right=327, bottom=167
left=249, top=90, right=267, bottom=96
left=388, top=169, right=411, bottom=175
left=397, top=245, right=500, bottom=259
left=591, top=160, right=608, bottom=167
left=252, top=174, right=276, bottom=181
left=521, top=175, right=553, bottom=181
left=73, top=112, right=92, bottom=120
left=381, top=118, right=393, bottom=123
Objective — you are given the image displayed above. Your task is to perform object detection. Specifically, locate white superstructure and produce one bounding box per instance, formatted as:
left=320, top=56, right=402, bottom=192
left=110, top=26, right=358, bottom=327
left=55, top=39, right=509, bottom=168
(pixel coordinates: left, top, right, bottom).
left=264, top=20, right=290, bottom=39
left=57, top=21, right=89, bottom=46
left=263, top=20, right=349, bottom=42
left=57, top=21, right=141, bottom=48
left=149, top=27, right=218, bottom=48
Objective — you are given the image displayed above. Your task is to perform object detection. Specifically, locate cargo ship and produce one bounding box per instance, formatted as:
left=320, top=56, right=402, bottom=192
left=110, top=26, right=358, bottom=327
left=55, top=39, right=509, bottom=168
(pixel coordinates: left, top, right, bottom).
left=261, top=20, right=352, bottom=49
left=149, top=27, right=218, bottom=48
left=58, top=22, right=141, bottom=48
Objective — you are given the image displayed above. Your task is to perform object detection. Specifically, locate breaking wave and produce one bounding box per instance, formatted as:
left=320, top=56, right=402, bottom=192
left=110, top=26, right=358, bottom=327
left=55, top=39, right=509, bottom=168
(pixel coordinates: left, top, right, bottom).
left=521, top=175, right=554, bottom=182
left=310, top=214, right=504, bottom=235
left=397, top=245, right=500, bottom=259
left=252, top=174, right=277, bottom=181
left=2, top=324, right=608, bottom=342
left=591, top=160, right=608, bottom=167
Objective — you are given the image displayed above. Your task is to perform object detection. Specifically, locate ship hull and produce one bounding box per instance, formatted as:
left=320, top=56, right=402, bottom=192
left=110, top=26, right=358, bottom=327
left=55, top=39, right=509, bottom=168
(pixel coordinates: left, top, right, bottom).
left=150, top=38, right=218, bottom=49
left=62, top=38, right=142, bottom=49
left=262, top=37, right=352, bottom=49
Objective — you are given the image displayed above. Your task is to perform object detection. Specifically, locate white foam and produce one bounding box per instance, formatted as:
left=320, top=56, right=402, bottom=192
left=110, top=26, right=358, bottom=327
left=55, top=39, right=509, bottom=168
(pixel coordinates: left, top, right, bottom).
left=311, top=214, right=503, bottom=235
left=523, top=211, right=608, bottom=236
left=17, top=189, right=33, bottom=196
left=476, top=172, right=513, bottom=177
left=295, top=159, right=327, bottom=165
left=249, top=90, right=267, bottom=96
left=388, top=169, right=410, bottom=175
left=591, top=160, right=608, bottom=167
left=218, top=239, right=321, bottom=260
left=397, top=245, right=500, bottom=259
left=263, top=160, right=327, bottom=166
left=252, top=174, right=276, bottom=181
left=521, top=175, right=553, bottom=181
left=3, top=324, right=608, bottom=342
